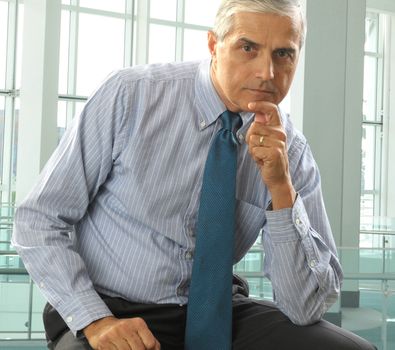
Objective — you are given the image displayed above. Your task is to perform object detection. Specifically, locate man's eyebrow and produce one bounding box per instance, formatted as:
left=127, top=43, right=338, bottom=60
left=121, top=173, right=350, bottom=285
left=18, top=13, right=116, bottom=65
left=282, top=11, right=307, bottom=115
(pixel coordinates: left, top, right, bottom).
left=236, top=37, right=261, bottom=48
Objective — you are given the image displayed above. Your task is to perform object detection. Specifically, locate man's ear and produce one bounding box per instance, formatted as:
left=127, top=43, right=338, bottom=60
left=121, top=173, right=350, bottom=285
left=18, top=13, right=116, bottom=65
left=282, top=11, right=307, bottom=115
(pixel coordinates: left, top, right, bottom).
left=207, top=30, right=218, bottom=58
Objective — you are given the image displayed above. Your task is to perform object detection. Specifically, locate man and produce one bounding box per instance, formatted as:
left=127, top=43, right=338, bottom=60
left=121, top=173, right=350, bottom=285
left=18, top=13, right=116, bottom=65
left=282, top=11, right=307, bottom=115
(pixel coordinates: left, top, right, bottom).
left=13, top=1, right=376, bottom=349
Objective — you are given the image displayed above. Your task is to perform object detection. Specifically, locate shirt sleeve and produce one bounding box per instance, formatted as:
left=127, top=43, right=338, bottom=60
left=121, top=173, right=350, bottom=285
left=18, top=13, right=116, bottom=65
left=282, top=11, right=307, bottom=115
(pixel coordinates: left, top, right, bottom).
left=262, top=139, right=343, bottom=326
left=12, top=71, right=131, bottom=335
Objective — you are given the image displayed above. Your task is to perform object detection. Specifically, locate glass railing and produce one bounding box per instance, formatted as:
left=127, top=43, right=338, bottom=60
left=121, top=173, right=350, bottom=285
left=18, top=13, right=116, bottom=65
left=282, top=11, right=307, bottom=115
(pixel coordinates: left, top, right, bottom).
left=0, top=253, right=47, bottom=341
left=337, top=247, right=395, bottom=350
left=0, top=205, right=48, bottom=349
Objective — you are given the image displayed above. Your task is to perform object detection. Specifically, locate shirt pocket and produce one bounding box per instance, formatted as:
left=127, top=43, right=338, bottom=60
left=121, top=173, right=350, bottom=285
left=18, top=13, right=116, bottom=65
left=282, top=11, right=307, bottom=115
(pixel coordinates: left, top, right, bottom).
left=233, top=199, right=266, bottom=262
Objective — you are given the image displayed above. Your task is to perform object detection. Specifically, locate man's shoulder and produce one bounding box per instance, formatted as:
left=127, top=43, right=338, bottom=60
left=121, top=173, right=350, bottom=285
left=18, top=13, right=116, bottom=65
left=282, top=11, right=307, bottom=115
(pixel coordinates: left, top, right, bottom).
left=114, top=60, right=204, bottom=85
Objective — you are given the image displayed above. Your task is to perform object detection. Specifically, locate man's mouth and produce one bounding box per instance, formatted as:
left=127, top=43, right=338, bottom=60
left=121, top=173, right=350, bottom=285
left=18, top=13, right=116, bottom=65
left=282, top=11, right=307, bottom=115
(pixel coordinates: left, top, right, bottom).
left=247, top=88, right=275, bottom=95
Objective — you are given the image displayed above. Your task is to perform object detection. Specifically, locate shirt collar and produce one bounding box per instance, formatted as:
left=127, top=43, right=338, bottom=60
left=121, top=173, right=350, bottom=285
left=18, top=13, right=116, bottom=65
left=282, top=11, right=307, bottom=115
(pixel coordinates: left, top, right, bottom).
left=194, top=59, right=255, bottom=133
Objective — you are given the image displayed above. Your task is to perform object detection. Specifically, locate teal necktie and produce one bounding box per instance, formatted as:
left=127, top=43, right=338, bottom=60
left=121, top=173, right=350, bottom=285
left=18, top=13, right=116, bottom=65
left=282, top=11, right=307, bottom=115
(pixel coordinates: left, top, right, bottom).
left=184, top=110, right=242, bottom=350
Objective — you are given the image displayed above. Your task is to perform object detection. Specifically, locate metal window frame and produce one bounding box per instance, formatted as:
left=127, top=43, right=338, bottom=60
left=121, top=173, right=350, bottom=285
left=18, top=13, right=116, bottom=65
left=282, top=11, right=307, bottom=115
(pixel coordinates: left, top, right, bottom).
left=59, top=0, right=136, bottom=131
left=58, top=0, right=212, bottom=132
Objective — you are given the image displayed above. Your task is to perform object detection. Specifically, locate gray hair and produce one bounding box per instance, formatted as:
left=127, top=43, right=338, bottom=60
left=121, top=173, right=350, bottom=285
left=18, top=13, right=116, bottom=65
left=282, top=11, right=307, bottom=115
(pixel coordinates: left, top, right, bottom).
left=213, top=0, right=306, bottom=47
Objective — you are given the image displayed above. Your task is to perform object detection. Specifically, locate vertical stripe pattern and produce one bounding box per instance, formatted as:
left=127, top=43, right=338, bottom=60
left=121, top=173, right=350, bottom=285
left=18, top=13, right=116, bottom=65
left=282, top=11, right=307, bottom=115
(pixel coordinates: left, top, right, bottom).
left=13, top=59, right=343, bottom=334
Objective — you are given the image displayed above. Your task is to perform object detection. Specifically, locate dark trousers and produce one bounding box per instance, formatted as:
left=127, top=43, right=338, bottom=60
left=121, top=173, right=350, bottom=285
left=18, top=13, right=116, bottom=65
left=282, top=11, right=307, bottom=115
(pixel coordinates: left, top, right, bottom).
left=45, top=294, right=377, bottom=350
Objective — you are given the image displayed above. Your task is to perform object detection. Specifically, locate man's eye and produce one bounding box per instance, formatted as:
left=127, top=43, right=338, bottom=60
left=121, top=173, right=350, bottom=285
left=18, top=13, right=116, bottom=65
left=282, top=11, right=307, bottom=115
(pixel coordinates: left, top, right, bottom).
left=276, top=49, right=291, bottom=58
left=242, top=45, right=253, bottom=52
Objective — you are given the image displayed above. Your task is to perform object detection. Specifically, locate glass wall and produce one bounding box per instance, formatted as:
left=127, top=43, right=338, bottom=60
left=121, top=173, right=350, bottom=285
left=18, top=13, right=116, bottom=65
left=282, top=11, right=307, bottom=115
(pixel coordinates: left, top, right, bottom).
left=57, top=0, right=221, bottom=135
left=0, top=0, right=23, bottom=205
left=360, top=12, right=384, bottom=223
left=360, top=11, right=395, bottom=251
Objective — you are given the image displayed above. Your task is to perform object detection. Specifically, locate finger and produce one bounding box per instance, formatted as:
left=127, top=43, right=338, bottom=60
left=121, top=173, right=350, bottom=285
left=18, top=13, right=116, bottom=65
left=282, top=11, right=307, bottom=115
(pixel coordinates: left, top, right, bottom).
left=115, top=338, right=131, bottom=350
left=247, top=101, right=281, bottom=126
left=107, top=342, right=118, bottom=350
left=137, top=326, right=159, bottom=350
left=245, top=123, right=269, bottom=145
left=250, top=139, right=286, bottom=163
left=246, top=125, right=286, bottom=147
left=249, top=134, right=270, bottom=148
left=124, top=332, right=146, bottom=350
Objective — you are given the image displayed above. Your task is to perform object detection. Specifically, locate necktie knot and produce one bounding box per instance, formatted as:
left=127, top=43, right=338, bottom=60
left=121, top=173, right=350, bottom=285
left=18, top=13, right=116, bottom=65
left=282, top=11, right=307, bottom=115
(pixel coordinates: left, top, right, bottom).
left=220, top=110, right=242, bottom=135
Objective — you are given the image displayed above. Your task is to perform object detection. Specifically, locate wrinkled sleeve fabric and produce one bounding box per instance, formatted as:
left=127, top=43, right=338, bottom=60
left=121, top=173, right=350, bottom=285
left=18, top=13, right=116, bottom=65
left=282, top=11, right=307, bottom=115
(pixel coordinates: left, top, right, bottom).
left=262, top=132, right=343, bottom=326
left=12, top=71, right=131, bottom=334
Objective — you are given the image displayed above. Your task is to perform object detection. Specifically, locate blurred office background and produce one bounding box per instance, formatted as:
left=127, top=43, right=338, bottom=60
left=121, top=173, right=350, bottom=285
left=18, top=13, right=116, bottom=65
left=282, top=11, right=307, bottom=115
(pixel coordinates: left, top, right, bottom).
left=0, top=0, right=394, bottom=349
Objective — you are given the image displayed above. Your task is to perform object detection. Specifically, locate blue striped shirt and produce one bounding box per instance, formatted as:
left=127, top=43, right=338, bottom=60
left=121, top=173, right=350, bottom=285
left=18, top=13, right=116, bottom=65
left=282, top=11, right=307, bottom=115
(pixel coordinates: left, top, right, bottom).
left=13, top=59, right=342, bottom=334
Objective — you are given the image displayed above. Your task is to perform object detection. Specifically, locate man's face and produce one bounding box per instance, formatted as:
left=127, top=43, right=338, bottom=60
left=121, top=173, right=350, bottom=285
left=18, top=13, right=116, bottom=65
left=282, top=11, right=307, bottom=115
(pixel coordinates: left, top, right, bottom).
left=208, top=11, right=302, bottom=112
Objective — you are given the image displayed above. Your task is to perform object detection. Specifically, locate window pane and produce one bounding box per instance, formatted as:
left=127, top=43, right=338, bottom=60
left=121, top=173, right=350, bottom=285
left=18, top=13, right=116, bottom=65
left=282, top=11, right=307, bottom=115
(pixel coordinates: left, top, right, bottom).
left=77, top=13, right=125, bottom=96
left=75, top=101, right=85, bottom=121
left=15, top=4, right=24, bottom=90
left=363, top=56, right=378, bottom=122
left=0, top=1, right=8, bottom=90
left=0, top=282, right=31, bottom=334
left=361, top=124, right=382, bottom=192
left=132, top=20, right=137, bottom=66
left=0, top=96, right=5, bottom=187
left=279, top=94, right=291, bottom=115
left=360, top=193, right=374, bottom=222
left=31, top=284, right=46, bottom=336
left=79, top=0, right=126, bottom=13
left=58, top=10, right=70, bottom=94
left=183, top=29, right=209, bottom=61
left=12, top=98, right=19, bottom=196
left=58, top=100, right=86, bottom=141
left=365, top=12, right=378, bottom=53
left=150, top=0, right=177, bottom=21
left=148, top=24, right=176, bottom=63
left=361, top=125, right=374, bottom=191
left=62, top=0, right=71, bottom=4
left=57, top=100, right=67, bottom=130
left=184, top=0, right=221, bottom=27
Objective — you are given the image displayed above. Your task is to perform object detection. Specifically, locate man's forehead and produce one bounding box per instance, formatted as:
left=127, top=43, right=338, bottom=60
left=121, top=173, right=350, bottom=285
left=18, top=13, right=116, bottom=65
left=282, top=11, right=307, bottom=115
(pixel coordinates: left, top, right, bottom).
left=228, top=11, right=302, bottom=44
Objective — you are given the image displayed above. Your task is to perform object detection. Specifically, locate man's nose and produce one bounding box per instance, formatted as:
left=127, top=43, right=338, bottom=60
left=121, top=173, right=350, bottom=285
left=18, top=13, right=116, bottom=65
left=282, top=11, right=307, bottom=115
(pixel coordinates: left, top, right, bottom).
left=255, top=55, right=274, bottom=81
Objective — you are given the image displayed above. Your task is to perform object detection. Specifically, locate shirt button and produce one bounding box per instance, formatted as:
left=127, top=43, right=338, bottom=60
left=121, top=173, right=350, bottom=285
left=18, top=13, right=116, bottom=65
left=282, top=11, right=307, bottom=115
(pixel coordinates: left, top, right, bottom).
left=295, top=218, right=302, bottom=225
left=200, top=120, right=206, bottom=128
left=66, top=316, right=73, bottom=323
left=39, top=282, right=45, bottom=288
left=309, top=260, right=317, bottom=268
left=237, top=133, right=244, bottom=142
left=185, top=251, right=193, bottom=260
left=188, top=228, right=194, bottom=236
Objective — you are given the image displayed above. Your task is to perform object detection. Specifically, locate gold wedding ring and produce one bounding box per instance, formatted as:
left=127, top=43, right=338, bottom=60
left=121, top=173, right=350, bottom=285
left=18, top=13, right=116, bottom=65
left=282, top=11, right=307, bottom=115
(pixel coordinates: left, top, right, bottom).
left=259, top=136, right=264, bottom=145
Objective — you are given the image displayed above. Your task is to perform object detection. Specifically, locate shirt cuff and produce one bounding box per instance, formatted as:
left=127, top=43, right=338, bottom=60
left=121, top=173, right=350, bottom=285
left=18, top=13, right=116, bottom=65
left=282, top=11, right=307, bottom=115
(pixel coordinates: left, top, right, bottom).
left=265, top=194, right=310, bottom=243
left=55, top=289, right=113, bottom=336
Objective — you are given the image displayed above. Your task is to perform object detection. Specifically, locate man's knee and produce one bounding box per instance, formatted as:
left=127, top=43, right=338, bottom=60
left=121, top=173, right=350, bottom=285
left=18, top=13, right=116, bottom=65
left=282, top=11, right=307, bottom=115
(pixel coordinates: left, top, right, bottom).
left=305, top=320, right=377, bottom=350
left=232, top=298, right=377, bottom=350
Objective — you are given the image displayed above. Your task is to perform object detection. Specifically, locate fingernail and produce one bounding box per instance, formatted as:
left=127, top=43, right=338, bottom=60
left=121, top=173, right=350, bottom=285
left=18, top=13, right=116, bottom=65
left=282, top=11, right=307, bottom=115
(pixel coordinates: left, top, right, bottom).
left=248, top=102, right=256, bottom=110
